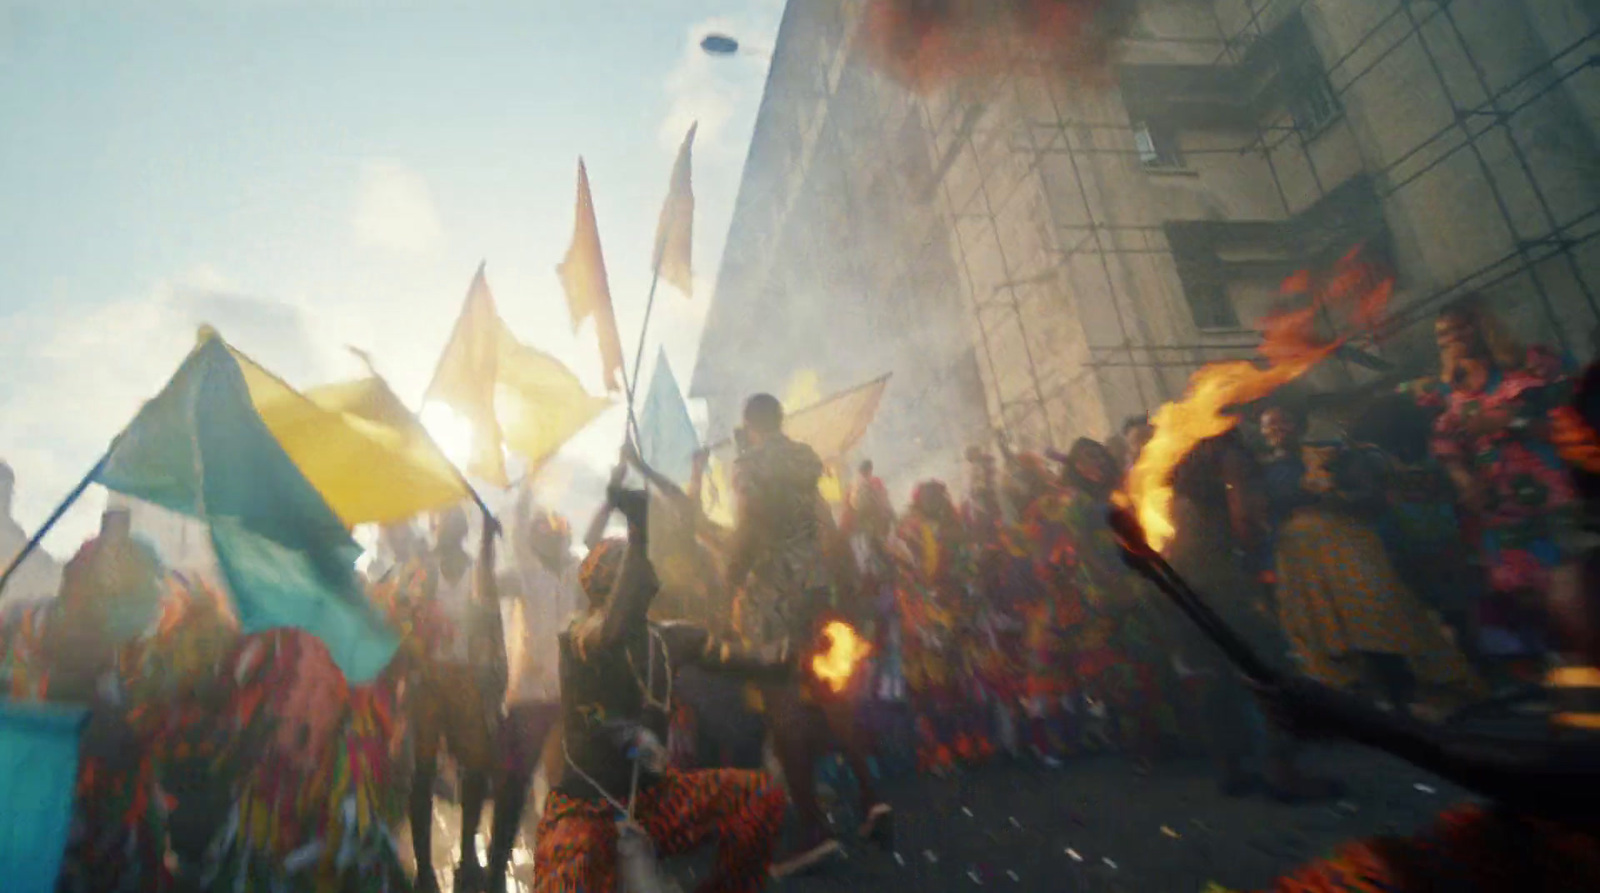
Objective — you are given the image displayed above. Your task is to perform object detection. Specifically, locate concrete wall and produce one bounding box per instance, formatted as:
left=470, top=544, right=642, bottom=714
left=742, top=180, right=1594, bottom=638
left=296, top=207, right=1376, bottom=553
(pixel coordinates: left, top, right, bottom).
left=696, top=0, right=1600, bottom=484
left=692, top=0, right=991, bottom=499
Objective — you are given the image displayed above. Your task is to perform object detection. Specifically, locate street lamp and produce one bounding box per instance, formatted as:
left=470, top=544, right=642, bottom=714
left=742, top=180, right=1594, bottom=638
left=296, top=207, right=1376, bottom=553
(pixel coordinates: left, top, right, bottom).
left=700, top=33, right=740, bottom=56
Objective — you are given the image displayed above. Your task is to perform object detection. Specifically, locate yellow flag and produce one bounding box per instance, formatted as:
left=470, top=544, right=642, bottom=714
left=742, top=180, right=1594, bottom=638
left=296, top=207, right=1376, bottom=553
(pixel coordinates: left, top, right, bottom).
left=706, top=374, right=891, bottom=486
left=425, top=264, right=612, bottom=487
left=558, top=160, right=627, bottom=393
left=653, top=123, right=696, bottom=297
left=493, top=327, right=612, bottom=475
left=425, top=264, right=510, bottom=485
left=782, top=373, right=891, bottom=461
left=232, top=350, right=467, bottom=527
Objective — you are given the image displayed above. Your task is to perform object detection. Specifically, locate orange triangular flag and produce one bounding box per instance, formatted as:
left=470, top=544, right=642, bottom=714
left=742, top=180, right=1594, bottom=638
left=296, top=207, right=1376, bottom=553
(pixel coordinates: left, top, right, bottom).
left=558, top=159, right=627, bottom=393
left=653, top=123, right=696, bottom=297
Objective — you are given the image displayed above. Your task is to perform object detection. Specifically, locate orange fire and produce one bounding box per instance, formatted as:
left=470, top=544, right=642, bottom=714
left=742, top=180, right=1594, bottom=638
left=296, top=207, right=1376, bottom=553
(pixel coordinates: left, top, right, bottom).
left=811, top=621, right=872, bottom=694
left=1117, top=246, right=1394, bottom=553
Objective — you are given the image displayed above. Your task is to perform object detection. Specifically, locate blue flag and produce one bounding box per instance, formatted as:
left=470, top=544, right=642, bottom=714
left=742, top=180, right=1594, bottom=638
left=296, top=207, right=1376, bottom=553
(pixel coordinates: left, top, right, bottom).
left=637, top=349, right=699, bottom=486
left=0, top=701, right=88, bottom=893
left=95, top=334, right=400, bottom=683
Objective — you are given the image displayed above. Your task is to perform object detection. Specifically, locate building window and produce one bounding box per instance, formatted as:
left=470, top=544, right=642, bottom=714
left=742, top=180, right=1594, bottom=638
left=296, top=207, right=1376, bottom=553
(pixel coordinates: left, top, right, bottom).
left=1277, top=15, right=1342, bottom=137
left=1133, top=121, right=1183, bottom=170
left=1287, top=70, right=1340, bottom=135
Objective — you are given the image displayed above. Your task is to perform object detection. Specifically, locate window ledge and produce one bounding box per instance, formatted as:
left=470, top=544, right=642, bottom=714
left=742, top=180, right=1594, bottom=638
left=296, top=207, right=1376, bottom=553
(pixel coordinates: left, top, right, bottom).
left=1142, top=165, right=1200, bottom=178
left=1294, top=110, right=1345, bottom=144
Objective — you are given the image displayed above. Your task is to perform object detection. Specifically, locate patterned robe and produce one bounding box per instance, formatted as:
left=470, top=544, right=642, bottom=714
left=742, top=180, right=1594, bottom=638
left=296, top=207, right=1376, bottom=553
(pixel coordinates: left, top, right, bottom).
left=730, top=436, right=834, bottom=655
left=1409, top=347, right=1580, bottom=655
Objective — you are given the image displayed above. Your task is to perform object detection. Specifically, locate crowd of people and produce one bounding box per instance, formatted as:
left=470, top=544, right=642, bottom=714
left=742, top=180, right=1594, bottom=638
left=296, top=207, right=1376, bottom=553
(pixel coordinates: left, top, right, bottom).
left=1, top=293, right=1598, bottom=892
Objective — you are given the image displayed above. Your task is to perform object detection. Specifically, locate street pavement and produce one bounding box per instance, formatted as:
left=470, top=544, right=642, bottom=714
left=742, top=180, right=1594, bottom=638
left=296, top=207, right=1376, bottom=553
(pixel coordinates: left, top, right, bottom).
left=425, top=743, right=1467, bottom=893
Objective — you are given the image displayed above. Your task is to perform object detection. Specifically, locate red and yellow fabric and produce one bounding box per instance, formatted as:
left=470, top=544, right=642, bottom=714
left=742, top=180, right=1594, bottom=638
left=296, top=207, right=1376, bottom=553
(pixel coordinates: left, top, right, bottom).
left=205, top=628, right=410, bottom=893
left=1276, top=507, right=1482, bottom=697
left=1254, top=804, right=1600, bottom=892
left=891, top=502, right=996, bottom=770
left=533, top=768, right=786, bottom=893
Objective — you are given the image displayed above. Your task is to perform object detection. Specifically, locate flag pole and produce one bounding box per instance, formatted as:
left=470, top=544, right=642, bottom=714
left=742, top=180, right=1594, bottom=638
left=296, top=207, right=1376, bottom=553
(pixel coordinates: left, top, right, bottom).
left=0, top=453, right=108, bottom=599
left=621, top=259, right=665, bottom=449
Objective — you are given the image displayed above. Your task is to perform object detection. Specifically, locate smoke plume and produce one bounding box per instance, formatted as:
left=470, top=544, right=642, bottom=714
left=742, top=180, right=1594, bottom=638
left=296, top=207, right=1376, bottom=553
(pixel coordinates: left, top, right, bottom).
left=859, top=0, right=1136, bottom=93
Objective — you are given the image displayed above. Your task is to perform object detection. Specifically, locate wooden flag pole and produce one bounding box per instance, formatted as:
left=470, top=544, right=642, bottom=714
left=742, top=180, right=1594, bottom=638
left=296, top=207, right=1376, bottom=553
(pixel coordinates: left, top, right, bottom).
left=0, top=453, right=108, bottom=600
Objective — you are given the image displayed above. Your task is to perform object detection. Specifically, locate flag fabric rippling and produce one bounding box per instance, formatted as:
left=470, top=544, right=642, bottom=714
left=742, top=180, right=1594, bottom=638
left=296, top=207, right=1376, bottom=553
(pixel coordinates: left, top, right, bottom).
left=558, top=161, right=627, bottom=393
left=237, top=350, right=467, bottom=526
left=653, top=123, right=697, bottom=298
left=426, top=265, right=612, bottom=486
left=638, top=348, right=699, bottom=487
left=0, top=701, right=88, bottom=893
left=93, top=334, right=399, bottom=683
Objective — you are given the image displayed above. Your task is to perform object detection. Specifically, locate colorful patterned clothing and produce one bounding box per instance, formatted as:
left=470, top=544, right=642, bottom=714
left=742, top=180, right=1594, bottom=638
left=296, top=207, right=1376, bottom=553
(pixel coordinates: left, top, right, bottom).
left=1275, top=507, right=1481, bottom=696
left=532, top=768, right=787, bottom=893
left=1025, top=486, right=1182, bottom=756
left=730, top=435, right=833, bottom=654
left=202, top=628, right=411, bottom=893
left=1415, top=348, right=1580, bottom=652
left=891, top=508, right=990, bottom=770
left=1257, top=804, right=1600, bottom=892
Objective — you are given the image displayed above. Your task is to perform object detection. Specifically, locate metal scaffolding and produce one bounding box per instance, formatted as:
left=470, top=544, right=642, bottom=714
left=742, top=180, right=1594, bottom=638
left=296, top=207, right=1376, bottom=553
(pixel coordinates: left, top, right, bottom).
left=925, top=0, right=1600, bottom=444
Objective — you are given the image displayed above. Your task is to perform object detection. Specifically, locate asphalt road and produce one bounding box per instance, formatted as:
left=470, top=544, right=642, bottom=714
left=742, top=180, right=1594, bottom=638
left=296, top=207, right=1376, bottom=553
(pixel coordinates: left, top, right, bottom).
left=738, top=746, right=1465, bottom=893
left=425, top=743, right=1468, bottom=893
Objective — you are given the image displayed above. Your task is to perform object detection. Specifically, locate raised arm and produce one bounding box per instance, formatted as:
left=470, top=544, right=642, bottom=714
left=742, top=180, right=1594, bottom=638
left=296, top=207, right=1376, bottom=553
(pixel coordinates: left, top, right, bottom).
left=656, top=620, right=796, bottom=683
left=591, top=486, right=658, bottom=654
left=723, top=478, right=758, bottom=594
left=583, top=457, right=628, bottom=552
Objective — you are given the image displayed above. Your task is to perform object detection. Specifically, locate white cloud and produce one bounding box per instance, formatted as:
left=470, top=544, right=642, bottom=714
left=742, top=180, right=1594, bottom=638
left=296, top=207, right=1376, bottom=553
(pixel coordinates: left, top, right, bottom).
left=659, top=4, right=784, bottom=158
left=351, top=159, right=445, bottom=254
left=0, top=270, right=332, bottom=559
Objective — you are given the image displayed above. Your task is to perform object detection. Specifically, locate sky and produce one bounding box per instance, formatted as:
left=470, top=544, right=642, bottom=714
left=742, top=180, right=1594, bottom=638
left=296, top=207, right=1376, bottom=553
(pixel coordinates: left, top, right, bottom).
left=0, top=0, right=785, bottom=557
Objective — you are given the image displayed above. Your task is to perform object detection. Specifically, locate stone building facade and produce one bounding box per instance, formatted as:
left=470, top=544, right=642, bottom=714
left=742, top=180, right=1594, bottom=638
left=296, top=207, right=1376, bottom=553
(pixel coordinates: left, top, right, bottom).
left=692, top=0, right=1600, bottom=481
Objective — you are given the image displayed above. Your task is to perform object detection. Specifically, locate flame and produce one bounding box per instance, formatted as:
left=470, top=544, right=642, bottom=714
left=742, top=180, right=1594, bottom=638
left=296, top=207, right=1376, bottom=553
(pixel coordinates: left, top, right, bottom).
left=860, top=0, right=1132, bottom=94
left=1117, top=246, right=1394, bottom=553
left=811, top=620, right=872, bottom=693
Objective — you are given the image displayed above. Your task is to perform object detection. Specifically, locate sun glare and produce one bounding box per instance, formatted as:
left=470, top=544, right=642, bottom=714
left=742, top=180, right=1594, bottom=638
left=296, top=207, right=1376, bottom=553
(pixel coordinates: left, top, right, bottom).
left=419, top=402, right=476, bottom=471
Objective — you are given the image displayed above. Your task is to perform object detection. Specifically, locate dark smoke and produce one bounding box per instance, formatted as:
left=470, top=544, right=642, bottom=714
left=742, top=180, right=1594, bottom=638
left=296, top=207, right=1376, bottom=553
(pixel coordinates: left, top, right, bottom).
left=859, top=0, right=1136, bottom=94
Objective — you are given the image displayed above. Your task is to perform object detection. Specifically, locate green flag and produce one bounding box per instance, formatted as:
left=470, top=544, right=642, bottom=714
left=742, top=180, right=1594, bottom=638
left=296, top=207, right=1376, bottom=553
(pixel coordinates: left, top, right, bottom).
left=95, top=334, right=399, bottom=683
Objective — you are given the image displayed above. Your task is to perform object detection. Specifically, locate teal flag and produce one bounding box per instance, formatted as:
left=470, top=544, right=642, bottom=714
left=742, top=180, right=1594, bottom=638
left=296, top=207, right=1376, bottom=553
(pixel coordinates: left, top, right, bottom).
left=637, top=349, right=699, bottom=486
left=95, top=335, right=399, bottom=682
left=0, top=701, right=88, bottom=893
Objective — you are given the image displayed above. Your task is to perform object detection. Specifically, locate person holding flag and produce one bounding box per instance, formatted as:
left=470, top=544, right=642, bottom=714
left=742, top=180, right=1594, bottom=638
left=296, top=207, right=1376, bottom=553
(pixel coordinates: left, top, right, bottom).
left=515, top=460, right=792, bottom=893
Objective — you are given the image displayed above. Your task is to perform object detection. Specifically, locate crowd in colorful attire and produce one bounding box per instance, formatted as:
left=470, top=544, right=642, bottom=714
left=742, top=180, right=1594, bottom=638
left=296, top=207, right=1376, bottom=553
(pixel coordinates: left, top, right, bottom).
left=1, top=298, right=1597, bottom=893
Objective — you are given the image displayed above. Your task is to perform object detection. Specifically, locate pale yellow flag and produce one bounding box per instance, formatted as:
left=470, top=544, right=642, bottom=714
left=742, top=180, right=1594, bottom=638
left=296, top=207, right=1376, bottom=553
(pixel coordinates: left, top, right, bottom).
left=232, top=350, right=468, bottom=526
left=704, top=373, right=889, bottom=515
left=558, top=160, right=627, bottom=393
left=425, top=264, right=612, bottom=487
left=653, top=123, right=696, bottom=297
left=493, top=327, right=612, bottom=475
left=425, top=264, right=510, bottom=485
left=781, top=373, right=891, bottom=461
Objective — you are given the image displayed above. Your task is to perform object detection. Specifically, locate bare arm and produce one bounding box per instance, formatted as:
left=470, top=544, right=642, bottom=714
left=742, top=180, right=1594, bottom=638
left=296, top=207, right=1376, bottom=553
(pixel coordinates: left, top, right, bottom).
left=723, top=482, right=757, bottom=594
left=579, top=487, right=658, bottom=656
left=582, top=457, right=629, bottom=551
left=657, top=621, right=795, bottom=682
